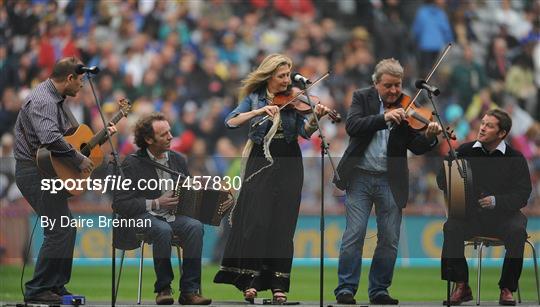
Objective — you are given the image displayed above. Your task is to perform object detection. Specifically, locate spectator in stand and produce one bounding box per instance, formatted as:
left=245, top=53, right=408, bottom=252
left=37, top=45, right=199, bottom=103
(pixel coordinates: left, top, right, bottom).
left=412, top=0, right=454, bottom=75
left=485, top=37, right=511, bottom=86
left=465, top=88, right=499, bottom=124
left=0, top=87, right=21, bottom=137
left=273, top=0, right=315, bottom=19
left=372, top=0, right=410, bottom=64
left=505, top=52, right=537, bottom=113
left=449, top=44, right=488, bottom=109
left=493, top=0, right=532, bottom=41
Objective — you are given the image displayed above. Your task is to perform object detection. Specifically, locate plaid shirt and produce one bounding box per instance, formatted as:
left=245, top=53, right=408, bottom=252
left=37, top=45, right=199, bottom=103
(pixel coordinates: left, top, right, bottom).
left=14, top=79, right=83, bottom=166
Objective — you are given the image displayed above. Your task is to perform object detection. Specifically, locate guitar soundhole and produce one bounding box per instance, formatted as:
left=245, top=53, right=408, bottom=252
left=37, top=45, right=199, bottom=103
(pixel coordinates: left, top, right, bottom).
left=80, top=143, right=90, bottom=157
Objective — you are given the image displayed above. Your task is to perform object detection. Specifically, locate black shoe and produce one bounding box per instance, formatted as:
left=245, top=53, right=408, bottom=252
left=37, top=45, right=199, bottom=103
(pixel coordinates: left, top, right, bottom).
left=24, top=290, right=62, bottom=304
left=336, top=292, right=356, bottom=304
left=370, top=294, right=399, bottom=305
left=53, top=287, right=72, bottom=296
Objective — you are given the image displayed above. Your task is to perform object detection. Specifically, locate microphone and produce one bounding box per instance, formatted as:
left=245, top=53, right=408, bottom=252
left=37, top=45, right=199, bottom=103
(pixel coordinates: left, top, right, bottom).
left=292, top=72, right=312, bottom=84
left=415, top=79, right=440, bottom=96
left=76, top=65, right=100, bottom=75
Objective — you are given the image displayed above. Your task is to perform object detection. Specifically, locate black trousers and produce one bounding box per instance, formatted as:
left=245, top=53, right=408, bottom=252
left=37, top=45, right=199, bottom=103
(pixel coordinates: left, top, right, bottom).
left=15, top=161, right=76, bottom=298
left=441, top=212, right=527, bottom=291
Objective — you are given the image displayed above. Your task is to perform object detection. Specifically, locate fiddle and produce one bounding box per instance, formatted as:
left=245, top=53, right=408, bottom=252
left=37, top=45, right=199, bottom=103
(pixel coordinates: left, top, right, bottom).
left=388, top=93, right=456, bottom=140
left=272, top=87, right=342, bottom=123
left=252, top=71, right=341, bottom=127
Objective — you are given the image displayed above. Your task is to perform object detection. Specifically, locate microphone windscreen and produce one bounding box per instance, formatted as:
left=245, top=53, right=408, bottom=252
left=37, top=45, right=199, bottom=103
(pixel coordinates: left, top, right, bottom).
left=75, top=64, right=85, bottom=75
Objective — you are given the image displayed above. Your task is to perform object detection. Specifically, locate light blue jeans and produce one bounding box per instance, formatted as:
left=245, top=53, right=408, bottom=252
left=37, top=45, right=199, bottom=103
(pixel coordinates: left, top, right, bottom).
left=335, top=171, right=402, bottom=299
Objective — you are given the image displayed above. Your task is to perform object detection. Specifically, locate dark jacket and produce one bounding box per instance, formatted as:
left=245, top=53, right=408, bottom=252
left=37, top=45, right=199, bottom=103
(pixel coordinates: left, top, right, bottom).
left=112, top=149, right=189, bottom=250
left=447, top=141, right=531, bottom=218
left=334, top=87, right=437, bottom=208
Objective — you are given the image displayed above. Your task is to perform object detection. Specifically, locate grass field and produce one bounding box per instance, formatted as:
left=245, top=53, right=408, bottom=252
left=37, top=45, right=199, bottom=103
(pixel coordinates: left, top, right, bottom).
left=0, top=264, right=538, bottom=304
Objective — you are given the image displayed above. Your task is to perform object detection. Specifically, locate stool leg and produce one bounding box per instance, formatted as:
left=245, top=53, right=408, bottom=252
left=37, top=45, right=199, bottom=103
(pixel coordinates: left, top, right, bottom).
left=137, top=241, right=145, bottom=305
left=477, top=242, right=484, bottom=306
left=517, top=284, right=521, bottom=304
left=176, top=246, right=182, bottom=293
left=446, top=280, right=451, bottom=307
left=526, top=239, right=540, bottom=304
left=176, top=246, right=182, bottom=272
left=115, top=250, right=126, bottom=302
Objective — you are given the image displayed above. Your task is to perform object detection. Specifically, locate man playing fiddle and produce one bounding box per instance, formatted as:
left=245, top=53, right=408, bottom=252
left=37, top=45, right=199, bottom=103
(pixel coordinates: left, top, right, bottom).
left=334, top=58, right=442, bottom=305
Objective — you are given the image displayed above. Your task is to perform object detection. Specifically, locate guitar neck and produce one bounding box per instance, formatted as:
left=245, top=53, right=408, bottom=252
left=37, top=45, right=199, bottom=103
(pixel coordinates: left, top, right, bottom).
left=81, top=111, right=125, bottom=156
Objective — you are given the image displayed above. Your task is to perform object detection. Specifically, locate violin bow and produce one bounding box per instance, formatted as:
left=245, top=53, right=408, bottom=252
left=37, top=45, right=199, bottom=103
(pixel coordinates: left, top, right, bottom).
left=252, top=71, right=331, bottom=128
left=402, top=43, right=452, bottom=113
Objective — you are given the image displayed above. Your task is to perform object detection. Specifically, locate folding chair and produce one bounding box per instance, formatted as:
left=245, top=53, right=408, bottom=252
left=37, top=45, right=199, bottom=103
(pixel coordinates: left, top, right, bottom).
left=465, top=236, right=539, bottom=305
left=115, top=233, right=182, bottom=304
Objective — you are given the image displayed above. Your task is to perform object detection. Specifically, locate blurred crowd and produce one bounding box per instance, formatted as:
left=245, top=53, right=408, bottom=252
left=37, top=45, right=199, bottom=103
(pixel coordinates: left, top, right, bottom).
left=1, top=0, right=539, bottom=215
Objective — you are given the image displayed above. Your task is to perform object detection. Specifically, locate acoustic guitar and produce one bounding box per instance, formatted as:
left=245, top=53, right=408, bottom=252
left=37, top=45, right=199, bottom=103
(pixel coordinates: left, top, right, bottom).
left=36, top=98, right=131, bottom=195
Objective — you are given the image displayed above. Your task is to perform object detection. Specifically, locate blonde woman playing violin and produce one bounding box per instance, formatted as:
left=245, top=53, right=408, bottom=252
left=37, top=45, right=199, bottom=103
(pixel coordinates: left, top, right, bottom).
left=214, top=53, right=330, bottom=304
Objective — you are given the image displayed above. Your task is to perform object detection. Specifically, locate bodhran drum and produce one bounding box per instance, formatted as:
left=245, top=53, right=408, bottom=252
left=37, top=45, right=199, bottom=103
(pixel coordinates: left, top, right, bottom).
left=442, top=158, right=474, bottom=219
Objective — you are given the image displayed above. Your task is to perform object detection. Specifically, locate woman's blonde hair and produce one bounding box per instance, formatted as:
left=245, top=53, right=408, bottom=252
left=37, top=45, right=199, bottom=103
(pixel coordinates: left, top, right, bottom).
left=238, top=53, right=292, bottom=100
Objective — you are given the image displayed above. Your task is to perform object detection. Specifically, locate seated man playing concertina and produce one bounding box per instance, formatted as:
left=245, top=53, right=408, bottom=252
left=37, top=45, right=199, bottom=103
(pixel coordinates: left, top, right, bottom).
left=113, top=113, right=211, bottom=305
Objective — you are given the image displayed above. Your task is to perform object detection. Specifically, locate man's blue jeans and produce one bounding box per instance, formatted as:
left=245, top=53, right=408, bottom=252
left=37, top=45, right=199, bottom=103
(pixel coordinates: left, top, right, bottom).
left=134, top=213, right=204, bottom=294
left=335, top=171, right=402, bottom=299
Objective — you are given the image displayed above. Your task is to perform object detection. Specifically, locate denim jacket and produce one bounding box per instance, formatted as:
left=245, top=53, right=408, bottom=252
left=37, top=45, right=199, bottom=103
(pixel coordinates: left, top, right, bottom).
left=224, top=90, right=310, bottom=144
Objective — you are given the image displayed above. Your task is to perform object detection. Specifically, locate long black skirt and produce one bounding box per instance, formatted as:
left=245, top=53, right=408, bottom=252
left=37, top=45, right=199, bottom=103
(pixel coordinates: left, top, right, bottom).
left=213, top=138, right=303, bottom=292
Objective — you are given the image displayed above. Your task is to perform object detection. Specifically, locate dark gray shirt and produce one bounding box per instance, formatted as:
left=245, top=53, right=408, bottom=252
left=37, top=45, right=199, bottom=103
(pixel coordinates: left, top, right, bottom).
left=14, top=79, right=84, bottom=165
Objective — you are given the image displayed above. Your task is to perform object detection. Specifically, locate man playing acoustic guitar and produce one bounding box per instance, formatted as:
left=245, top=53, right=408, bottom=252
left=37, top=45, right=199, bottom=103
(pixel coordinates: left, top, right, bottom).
left=440, top=109, right=532, bottom=306
left=14, top=57, right=118, bottom=304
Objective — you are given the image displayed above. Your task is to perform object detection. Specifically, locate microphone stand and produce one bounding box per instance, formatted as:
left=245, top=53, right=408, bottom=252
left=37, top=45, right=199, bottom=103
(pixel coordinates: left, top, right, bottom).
left=297, top=80, right=341, bottom=307
left=85, top=71, right=124, bottom=306
left=423, top=89, right=463, bottom=307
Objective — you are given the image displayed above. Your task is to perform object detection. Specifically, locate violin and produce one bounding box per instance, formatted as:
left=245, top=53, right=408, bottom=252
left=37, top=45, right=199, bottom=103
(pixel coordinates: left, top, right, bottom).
left=272, top=87, right=342, bottom=123
left=252, top=71, right=340, bottom=127
left=388, top=93, right=456, bottom=140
